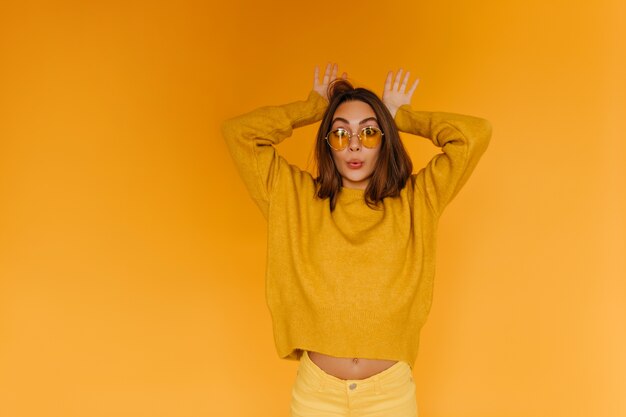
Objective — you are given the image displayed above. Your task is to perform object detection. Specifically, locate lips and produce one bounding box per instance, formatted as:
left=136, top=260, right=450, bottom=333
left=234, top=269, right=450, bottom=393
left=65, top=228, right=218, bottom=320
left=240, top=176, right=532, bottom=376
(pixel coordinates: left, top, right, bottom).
left=347, top=160, right=363, bottom=169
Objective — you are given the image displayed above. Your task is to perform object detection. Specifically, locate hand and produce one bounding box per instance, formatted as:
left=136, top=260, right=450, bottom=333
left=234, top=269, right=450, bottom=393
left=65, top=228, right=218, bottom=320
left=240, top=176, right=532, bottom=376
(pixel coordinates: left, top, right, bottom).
left=313, top=63, right=347, bottom=101
left=382, top=69, right=419, bottom=118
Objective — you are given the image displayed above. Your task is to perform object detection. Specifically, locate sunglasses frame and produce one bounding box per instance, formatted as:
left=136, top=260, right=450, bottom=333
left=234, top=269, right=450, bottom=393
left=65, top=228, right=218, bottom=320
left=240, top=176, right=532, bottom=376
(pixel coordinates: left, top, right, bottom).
left=325, top=126, right=384, bottom=151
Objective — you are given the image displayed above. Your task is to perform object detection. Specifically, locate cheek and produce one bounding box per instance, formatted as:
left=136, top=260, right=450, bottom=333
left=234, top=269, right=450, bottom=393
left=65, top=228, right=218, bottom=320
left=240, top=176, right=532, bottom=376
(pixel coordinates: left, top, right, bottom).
left=369, top=148, right=381, bottom=166
left=330, top=150, right=343, bottom=167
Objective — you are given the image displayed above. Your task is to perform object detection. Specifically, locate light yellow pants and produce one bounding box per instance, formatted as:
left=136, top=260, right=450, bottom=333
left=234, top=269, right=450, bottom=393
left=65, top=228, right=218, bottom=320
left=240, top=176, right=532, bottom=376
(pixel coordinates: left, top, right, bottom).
left=290, top=351, right=418, bottom=417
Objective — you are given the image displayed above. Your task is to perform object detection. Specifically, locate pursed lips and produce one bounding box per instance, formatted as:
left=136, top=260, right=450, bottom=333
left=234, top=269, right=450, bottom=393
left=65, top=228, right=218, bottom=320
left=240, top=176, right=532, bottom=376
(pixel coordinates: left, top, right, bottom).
left=347, top=160, right=364, bottom=169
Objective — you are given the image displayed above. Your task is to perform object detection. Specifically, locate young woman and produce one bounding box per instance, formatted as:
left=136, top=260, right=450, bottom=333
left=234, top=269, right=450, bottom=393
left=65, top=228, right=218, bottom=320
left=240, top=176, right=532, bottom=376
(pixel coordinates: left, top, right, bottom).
left=222, top=63, right=491, bottom=417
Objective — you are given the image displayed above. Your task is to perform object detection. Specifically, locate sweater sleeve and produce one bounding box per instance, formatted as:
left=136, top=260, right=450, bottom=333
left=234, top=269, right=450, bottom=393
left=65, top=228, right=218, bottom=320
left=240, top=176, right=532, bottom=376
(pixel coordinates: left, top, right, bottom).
left=395, top=106, right=492, bottom=215
left=221, top=91, right=328, bottom=217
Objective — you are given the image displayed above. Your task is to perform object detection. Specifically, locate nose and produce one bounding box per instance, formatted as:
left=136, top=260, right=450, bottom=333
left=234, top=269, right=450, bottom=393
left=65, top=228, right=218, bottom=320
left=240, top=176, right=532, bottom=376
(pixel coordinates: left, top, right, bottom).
left=348, top=133, right=361, bottom=151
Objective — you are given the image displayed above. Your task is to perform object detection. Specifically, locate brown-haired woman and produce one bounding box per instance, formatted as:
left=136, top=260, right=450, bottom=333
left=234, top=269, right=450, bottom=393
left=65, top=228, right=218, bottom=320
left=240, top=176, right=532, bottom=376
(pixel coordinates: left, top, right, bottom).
left=222, top=63, right=492, bottom=417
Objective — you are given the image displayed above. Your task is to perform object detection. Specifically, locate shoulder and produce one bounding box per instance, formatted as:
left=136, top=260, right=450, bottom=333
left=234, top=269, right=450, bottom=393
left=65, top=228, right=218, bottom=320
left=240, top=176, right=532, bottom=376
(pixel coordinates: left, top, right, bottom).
left=273, top=160, right=317, bottom=195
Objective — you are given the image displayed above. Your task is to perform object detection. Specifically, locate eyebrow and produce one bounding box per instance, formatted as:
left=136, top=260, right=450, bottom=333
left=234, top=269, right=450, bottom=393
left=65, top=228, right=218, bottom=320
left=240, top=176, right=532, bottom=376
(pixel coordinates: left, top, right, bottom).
left=331, top=116, right=379, bottom=125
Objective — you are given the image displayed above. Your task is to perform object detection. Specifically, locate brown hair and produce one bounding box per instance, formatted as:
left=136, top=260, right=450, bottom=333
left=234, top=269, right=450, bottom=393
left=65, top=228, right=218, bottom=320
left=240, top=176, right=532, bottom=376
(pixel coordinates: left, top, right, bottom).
left=314, top=79, right=413, bottom=210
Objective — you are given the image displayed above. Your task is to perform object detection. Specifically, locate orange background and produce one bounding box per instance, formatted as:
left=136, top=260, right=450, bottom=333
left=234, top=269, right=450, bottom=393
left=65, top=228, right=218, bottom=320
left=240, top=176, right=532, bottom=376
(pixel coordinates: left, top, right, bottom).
left=1, top=1, right=624, bottom=416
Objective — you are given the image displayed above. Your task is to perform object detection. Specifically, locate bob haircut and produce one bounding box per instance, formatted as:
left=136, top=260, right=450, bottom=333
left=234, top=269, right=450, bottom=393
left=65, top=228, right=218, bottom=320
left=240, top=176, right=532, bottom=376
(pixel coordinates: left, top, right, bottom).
left=314, top=79, right=413, bottom=211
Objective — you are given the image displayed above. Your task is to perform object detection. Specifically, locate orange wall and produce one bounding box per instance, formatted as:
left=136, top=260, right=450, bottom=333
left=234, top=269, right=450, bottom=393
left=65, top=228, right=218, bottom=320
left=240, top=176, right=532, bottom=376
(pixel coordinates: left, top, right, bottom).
left=1, top=1, right=624, bottom=416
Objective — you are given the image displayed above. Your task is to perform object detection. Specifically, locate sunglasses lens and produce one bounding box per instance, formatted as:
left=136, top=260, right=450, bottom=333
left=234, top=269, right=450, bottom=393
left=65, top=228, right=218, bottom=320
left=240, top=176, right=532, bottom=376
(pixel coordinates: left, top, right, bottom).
left=328, top=129, right=349, bottom=150
left=360, top=127, right=382, bottom=148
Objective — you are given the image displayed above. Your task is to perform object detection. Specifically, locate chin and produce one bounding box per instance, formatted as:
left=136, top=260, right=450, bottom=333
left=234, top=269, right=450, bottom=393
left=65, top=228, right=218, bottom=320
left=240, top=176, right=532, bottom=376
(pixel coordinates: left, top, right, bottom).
left=342, top=176, right=372, bottom=189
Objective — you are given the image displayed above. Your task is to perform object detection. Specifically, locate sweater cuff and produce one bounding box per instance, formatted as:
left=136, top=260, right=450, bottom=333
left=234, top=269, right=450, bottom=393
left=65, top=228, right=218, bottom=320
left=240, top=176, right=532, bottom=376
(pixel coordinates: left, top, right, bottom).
left=284, top=91, right=328, bottom=130
left=395, top=105, right=433, bottom=138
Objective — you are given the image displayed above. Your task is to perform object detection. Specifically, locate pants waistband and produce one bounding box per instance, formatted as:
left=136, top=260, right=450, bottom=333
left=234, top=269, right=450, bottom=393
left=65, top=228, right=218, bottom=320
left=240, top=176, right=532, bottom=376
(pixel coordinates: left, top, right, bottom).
left=298, top=351, right=413, bottom=394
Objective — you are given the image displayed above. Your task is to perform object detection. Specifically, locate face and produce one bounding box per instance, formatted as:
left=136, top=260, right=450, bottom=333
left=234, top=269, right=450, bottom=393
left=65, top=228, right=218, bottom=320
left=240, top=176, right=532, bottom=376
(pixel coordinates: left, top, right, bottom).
left=328, top=100, right=382, bottom=190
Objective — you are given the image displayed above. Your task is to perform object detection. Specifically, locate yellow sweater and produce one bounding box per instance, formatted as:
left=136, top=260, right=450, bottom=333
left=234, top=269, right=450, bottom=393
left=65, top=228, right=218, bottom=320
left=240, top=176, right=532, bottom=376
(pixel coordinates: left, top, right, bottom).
left=222, top=91, right=491, bottom=366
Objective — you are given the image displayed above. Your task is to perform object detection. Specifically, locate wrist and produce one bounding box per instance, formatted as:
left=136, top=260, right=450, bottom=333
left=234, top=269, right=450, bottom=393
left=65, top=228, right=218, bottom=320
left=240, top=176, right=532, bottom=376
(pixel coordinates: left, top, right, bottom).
left=312, top=89, right=328, bottom=102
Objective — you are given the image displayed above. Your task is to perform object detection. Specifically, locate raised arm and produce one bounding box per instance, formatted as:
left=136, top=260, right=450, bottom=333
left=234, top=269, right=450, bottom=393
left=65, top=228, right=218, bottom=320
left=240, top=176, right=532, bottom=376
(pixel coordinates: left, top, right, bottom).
left=221, top=64, right=343, bottom=217
left=383, top=69, right=492, bottom=215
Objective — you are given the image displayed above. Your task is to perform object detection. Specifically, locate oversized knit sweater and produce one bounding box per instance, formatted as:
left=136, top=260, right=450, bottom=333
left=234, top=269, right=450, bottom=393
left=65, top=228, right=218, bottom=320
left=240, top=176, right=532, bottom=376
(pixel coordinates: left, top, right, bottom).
left=222, top=91, right=491, bottom=366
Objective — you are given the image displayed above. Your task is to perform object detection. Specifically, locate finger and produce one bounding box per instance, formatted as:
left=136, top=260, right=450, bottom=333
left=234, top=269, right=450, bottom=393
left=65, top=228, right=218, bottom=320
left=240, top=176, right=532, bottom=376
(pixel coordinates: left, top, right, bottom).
left=323, top=62, right=332, bottom=84
left=393, top=68, right=403, bottom=91
left=314, top=65, right=320, bottom=86
left=400, top=71, right=411, bottom=93
left=408, top=78, right=420, bottom=97
left=384, top=71, right=393, bottom=93
left=341, top=72, right=348, bottom=80
left=331, top=63, right=338, bottom=80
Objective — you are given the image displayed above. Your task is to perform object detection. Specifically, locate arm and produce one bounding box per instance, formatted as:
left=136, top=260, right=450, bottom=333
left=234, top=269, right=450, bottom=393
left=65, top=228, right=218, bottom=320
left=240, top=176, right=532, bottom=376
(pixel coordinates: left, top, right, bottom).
left=396, top=108, right=491, bottom=214
left=221, top=64, right=343, bottom=217
left=383, top=69, right=492, bottom=214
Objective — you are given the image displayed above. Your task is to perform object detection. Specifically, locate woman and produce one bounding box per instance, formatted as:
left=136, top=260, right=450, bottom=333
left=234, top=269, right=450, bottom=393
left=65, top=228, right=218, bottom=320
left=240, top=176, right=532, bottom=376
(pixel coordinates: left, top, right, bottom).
left=222, top=63, right=491, bottom=417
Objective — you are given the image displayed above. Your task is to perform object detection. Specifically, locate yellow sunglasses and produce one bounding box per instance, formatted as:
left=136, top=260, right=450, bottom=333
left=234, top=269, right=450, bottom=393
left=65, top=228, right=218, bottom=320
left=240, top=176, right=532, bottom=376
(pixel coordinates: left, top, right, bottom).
left=325, top=126, right=384, bottom=151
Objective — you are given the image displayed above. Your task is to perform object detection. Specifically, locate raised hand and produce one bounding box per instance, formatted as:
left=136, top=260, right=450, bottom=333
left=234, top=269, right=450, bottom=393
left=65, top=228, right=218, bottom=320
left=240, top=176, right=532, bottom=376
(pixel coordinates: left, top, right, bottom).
left=382, top=69, right=419, bottom=118
left=313, top=63, right=347, bottom=101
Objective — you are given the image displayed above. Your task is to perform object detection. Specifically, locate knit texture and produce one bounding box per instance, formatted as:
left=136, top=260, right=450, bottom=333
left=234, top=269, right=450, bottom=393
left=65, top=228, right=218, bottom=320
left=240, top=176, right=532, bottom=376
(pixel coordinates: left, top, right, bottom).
left=222, top=91, right=491, bottom=366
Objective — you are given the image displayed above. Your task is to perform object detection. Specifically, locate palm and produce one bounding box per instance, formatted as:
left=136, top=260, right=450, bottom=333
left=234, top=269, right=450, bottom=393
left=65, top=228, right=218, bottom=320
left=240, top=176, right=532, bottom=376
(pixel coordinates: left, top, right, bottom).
left=382, top=69, right=419, bottom=118
left=313, top=63, right=347, bottom=101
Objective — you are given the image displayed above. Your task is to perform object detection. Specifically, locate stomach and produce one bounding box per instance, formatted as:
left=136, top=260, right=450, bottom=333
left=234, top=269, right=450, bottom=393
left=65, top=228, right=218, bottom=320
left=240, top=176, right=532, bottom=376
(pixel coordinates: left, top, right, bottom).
left=307, top=351, right=398, bottom=380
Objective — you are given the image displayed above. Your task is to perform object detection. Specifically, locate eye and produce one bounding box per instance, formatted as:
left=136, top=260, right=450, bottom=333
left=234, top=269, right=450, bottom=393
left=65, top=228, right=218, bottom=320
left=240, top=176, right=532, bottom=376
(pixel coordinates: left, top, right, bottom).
left=334, top=128, right=349, bottom=138
left=362, top=126, right=377, bottom=136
